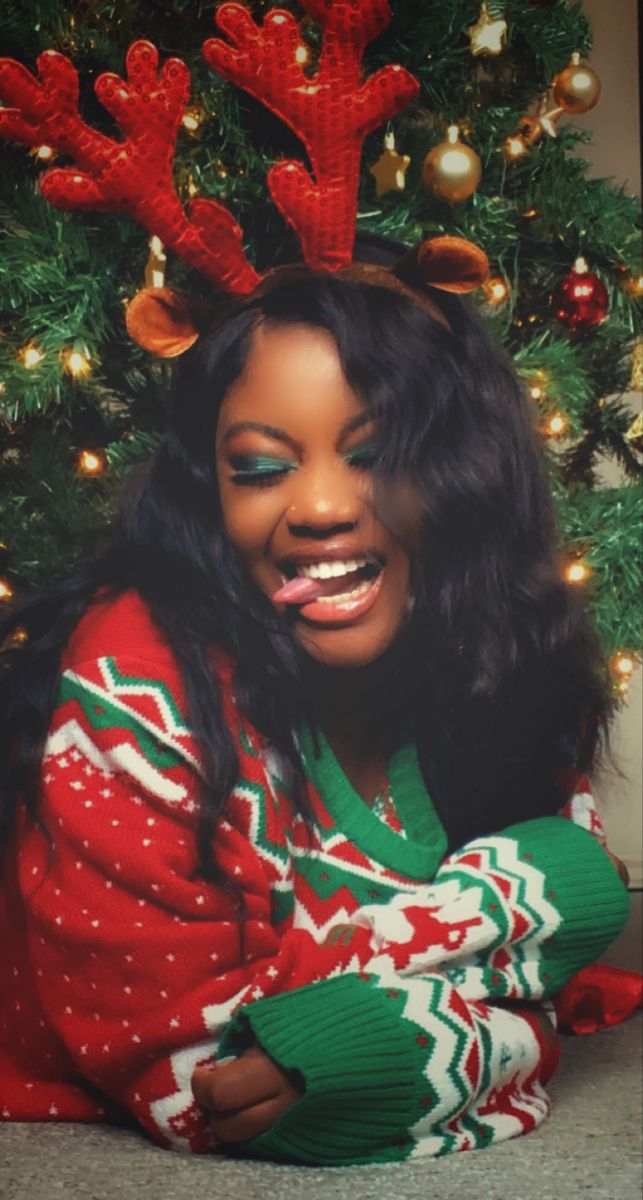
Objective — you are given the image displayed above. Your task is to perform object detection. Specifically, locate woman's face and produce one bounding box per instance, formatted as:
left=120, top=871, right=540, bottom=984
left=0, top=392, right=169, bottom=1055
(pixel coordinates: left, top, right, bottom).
left=215, top=322, right=423, bottom=669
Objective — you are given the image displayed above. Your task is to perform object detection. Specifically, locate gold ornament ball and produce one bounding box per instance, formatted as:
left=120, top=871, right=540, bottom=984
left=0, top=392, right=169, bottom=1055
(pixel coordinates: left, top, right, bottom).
left=422, top=129, right=481, bottom=203
left=553, top=58, right=601, bottom=114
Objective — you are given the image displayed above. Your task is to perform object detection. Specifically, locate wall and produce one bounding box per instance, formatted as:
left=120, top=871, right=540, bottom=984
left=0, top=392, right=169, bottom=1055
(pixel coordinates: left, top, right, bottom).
left=575, top=0, right=642, bottom=887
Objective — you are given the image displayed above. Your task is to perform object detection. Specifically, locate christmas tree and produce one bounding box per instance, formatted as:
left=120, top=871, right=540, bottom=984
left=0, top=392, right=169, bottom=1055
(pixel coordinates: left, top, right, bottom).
left=0, top=0, right=641, bottom=700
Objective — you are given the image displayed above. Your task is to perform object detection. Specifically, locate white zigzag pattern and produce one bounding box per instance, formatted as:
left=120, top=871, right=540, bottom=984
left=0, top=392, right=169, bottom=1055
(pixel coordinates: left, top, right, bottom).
left=366, top=958, right=547, bottom=1157
left=440, top=836, right=561, bottom=1000
left=411, top=1002, right=547, bottom=1156
left=45, top=718, right=187, bottom=804
left=230, top=783, right=293, bottom=879
left=369, top=959, right=479, bottom=1143
left=68, top=660, right=204, bottom=776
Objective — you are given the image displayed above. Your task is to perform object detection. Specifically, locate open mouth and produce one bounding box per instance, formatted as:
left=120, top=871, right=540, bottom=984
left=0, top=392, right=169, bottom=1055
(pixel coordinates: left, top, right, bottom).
left=280, top=556, right=384, bottom=603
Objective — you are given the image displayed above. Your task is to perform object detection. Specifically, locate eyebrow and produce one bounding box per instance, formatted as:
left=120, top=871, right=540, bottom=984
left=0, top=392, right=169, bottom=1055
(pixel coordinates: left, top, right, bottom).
left=222, top=411, right=373, bottom=452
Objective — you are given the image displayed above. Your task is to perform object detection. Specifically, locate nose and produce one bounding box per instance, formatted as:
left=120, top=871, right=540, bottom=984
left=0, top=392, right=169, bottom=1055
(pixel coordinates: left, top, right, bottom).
left=286, top=459, right=365, bottom=536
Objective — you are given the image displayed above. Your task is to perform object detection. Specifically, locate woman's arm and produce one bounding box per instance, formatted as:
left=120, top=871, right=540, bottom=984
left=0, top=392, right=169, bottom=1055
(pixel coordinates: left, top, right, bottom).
left=16, top=653, right=375, bottom=1153
left=201, top=802, right=627, bottom=1163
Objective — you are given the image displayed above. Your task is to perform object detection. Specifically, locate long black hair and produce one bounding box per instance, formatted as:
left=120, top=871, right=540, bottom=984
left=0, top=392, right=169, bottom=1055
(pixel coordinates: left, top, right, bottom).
left=0, top=268, right=616, bottom=884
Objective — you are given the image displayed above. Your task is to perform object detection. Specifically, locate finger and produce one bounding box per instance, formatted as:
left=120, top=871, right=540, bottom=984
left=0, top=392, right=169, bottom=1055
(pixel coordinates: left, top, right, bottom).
left=202, top=1050, right=287, bottom=1114
left=210, top=1094, right=295, bottom=1143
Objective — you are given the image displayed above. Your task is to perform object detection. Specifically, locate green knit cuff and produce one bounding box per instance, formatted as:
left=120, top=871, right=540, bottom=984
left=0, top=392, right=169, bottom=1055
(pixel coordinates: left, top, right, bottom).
left=499, top=815, right=630, bottom=993
left=218, top=973, right=431, bottom=1165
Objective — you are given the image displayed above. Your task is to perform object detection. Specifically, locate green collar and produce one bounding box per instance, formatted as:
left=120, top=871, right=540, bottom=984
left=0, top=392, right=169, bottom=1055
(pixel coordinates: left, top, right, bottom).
left=297, top=724, right=447, bottom=882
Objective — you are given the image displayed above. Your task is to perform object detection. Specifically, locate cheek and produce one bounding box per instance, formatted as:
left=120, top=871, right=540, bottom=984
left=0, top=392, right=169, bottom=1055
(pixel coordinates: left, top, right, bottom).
left=373, top=479, right=424, bottom=547
left=218, top=485, right=281, bottom=558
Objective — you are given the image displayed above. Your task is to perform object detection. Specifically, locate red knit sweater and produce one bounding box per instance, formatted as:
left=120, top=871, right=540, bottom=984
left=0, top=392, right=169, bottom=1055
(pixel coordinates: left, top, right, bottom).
left=0, top=589, right=630, bottom=1164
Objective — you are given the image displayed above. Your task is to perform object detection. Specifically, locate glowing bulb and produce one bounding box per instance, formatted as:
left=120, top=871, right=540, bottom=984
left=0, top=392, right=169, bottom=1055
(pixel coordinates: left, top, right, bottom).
left=615, top=655, right=634, bottom=677
left=295, top=44, right=309, bottom=64
left=78, top=449, right=106, bottom=476
left=63, top=349, right=91, bottom=377
left=547, top=413, right=568, bottom=436
left=20, top=345, right=44, bottom=368
left=484, top=277, right=509, bottom=304
left=522, top=207, right=539, bottom=218
left=565, top=561, right=588, bottom=584
left=0, top=578, right=13, bottom=600
left=36, top=145, right=55, bottom=160
left=505, top=136, right=526, bottom=159
left=181, top=107, right=203, bottom=133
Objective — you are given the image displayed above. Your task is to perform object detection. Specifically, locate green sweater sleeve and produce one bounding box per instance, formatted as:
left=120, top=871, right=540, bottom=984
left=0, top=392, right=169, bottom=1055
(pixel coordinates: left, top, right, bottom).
left=347, top=815, right=629, bottom=997
left=217, top=817, right=629, bottom=1165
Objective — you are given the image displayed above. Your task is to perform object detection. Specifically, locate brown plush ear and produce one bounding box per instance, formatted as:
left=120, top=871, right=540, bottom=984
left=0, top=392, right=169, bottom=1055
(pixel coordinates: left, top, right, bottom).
left=416, top=236, right=489, bottom=293
left=125, top=287, right=200, bottom=357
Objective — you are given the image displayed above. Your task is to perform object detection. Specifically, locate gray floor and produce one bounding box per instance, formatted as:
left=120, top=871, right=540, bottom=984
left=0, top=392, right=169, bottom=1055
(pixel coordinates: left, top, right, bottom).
left=1, top=1012, right=641, bottom=1200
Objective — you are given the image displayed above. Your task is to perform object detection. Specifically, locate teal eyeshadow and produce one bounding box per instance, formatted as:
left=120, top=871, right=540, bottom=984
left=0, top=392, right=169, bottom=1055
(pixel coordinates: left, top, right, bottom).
left=230, top=441, right=380, bottom=475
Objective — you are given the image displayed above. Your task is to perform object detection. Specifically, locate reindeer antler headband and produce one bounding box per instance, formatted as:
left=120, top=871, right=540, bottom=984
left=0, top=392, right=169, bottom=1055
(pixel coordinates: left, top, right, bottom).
left=0, top=1, right=489, bottom=356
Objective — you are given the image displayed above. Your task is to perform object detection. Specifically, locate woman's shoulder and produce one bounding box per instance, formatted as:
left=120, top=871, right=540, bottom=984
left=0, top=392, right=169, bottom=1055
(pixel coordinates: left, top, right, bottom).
left=60, top=587, right=234, bottom=683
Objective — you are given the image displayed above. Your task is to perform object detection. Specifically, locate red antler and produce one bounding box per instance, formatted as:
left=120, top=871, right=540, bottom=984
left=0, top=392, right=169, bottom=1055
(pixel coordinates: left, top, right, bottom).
left=204, top=1, right=419, bottom=270
left=0, top=42, right=259, bottom=294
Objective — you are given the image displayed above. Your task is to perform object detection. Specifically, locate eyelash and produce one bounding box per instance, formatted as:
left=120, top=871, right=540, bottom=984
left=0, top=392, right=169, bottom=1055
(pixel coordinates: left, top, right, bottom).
left=229, top=446, right=379, bottom=487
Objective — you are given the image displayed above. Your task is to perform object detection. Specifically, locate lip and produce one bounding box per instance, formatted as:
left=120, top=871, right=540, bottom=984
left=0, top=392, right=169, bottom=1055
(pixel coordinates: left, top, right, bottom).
left=296, top=565, right=385, bottom=626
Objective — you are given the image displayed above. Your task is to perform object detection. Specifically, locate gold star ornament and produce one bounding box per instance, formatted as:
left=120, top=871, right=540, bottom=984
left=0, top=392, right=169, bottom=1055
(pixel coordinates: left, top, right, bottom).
left=467, top=3, right=507, bottom=57
left=369, top=132, right=411, bottom=197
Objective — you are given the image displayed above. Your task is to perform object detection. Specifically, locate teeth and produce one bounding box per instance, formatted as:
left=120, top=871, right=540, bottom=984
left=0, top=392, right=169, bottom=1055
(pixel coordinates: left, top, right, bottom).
left=315, top=580, right=372, bottom=604
left=297, top=556, right=368, bottom=579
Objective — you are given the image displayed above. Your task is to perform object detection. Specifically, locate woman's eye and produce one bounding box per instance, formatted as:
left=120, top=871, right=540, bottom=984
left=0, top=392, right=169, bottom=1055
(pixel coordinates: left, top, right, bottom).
left=228, top=455, right=295, bottom=486
left=345, top=442, right=379, bottom=469
left=227, top=444, right=379, bottom=486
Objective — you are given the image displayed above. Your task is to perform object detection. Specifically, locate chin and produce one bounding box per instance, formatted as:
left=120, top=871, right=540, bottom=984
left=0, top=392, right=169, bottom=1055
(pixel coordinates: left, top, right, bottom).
left=293, top=621, right=405, bottom=670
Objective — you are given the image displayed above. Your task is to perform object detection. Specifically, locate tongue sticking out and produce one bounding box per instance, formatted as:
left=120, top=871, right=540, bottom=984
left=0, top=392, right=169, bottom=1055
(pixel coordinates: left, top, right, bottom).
left=272, top=575, right=323, bottom=605
left=272, top=565, right=374, bottom=606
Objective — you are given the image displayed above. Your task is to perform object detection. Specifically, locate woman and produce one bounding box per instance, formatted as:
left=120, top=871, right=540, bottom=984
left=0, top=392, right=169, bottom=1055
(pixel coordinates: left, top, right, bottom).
left=0, top=264, right=630, bottom=1163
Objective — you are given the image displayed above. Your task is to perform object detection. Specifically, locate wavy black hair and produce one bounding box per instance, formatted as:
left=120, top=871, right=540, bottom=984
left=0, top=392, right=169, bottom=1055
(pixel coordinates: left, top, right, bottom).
left=0, top=266, right=616, bottom=887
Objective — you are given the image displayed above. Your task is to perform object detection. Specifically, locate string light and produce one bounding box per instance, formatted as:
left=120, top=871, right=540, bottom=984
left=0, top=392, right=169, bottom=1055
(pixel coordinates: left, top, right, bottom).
left=522, top=207, right=539, bottom=219
left=181, top=107, right=204, bottom=134
left=565, top=560, right=589, bottom=584
left=77, top=449, right=107, bottom=476
left=144, top=235, right=167, bottom=289
left=504, top=136, right=526, bottom=160
left=35, top=145, right=55, bottom=161
left=546, top=413, right=568, bottom=437
left=295, top=43, right=309, bottom=64
left=623, top=273, right=643, bottom=298
left=614, top=654, right=635, bottom=678
left=484, top=277, right=509, bottom=304
left=19, top=344, right=44, bottom=368
left=0, top=578, right=13, bottom=601
left=62, top=347, right=91, bottom=377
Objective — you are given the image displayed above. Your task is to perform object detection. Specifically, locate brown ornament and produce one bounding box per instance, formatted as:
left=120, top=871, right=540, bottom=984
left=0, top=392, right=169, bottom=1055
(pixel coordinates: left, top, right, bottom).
left=422, top=127, right=481, bottom=203
left=553, top=54, right=601, bottom=114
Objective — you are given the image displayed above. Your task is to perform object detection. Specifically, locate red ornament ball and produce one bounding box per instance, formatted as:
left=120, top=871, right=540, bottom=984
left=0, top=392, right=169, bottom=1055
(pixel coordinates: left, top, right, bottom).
left=552, top=261, right=608, bottom=330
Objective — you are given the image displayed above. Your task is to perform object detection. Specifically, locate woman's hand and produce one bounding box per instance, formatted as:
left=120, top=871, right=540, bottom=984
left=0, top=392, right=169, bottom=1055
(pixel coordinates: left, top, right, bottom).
left=191, top=1046, right=303, bottom=1143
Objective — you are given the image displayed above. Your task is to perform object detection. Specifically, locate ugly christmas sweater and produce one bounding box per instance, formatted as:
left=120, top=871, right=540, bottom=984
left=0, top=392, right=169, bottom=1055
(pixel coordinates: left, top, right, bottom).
left=0, top=588, right=629, bottom=1165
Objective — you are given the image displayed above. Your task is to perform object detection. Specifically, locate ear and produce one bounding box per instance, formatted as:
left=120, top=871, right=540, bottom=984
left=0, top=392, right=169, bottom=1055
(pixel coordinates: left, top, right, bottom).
left=416, top=236, right=489, bottom=293
left=125, top=287, right=200, bottom=357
